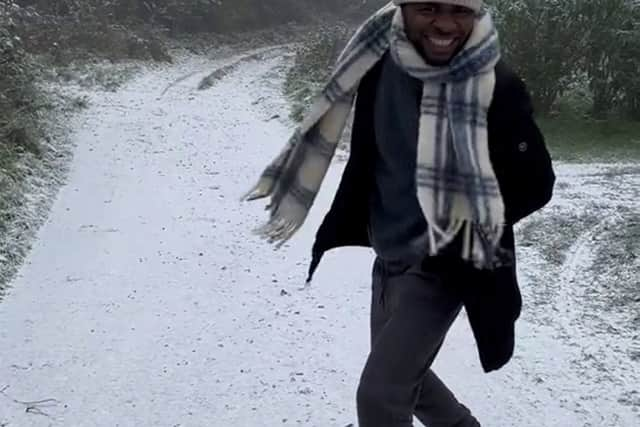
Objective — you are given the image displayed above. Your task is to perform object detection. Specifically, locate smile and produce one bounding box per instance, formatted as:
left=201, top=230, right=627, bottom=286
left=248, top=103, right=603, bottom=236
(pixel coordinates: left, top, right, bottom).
left=428, top=37, right=456, bottom=48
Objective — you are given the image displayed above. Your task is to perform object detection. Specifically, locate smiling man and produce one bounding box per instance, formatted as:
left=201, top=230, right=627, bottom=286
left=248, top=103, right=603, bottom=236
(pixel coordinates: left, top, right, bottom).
left=246, top=1, right=555, bottom=426
left=402, top=2, right=476, bottom=65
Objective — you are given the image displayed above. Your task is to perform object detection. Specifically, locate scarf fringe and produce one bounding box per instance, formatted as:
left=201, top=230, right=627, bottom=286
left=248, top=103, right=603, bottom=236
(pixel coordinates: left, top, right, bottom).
left=242, top=180, right=274, bottom=202
left=253, top=216, right=300, bottom=249
left=251, top=194, right=309, bottom=248
left=427, top=217, right=504, bottom=269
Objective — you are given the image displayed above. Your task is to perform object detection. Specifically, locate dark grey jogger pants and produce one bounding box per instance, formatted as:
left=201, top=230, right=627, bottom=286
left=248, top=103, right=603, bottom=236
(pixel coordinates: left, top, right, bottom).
left=356, top=258, right=481, bottom=427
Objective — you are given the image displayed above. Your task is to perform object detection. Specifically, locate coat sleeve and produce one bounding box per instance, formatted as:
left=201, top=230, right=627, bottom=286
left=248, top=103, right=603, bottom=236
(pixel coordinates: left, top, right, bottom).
left=495, top=76, right=556, bottom=225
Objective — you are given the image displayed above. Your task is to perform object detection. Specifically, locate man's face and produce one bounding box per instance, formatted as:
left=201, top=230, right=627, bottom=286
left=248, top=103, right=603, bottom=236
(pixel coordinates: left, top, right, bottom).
left=402, top=2, right=476, bottom=66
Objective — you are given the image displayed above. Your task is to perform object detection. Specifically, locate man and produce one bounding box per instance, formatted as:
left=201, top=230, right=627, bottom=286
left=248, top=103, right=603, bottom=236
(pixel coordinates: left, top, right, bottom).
left=245, top=1, right=555, bottom=425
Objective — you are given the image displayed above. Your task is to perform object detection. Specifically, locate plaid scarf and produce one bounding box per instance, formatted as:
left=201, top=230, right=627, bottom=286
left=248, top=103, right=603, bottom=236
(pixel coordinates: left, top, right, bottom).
left=244, top=4, right=506, bottom=269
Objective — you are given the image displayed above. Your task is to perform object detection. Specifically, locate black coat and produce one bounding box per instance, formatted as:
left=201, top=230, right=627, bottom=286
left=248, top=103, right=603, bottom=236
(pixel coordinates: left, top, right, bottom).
left=307, top=60, right=556, bottom=373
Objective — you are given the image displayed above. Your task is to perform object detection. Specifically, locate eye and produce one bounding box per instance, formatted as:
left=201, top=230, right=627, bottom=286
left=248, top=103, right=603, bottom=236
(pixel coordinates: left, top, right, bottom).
left=416, top=4, right=438, bottom=15
left=452, top=6, right=474, bottom=17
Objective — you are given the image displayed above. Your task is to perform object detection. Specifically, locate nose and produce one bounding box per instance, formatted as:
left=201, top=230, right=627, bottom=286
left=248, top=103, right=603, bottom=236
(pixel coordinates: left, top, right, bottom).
left=432, top=15, right=458, bottom=34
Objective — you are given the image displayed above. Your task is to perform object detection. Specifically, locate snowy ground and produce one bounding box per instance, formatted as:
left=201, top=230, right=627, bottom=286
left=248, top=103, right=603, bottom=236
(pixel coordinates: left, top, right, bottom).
left=0, top=47, right=638, bottom=427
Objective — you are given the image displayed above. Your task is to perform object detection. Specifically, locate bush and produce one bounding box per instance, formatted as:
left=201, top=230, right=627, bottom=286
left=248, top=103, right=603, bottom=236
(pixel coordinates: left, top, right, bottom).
left=7, top=1, right=387, bottom=64
left=11, top=1, right=171, bottom=63
left=580, top=0, right=640, bottom=119
left=0, top=1, right=50, bottom=294
left=489, top=0, right=640, bottom=118
left=488, top=0, right=588, bottom=114
left=0, top=2, right=42, bottom=159
left=284, top=23, right=353, bottom=122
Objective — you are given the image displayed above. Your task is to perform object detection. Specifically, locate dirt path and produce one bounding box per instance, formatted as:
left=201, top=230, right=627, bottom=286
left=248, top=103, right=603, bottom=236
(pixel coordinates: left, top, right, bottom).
left=0, top=49, right=638, bottom=426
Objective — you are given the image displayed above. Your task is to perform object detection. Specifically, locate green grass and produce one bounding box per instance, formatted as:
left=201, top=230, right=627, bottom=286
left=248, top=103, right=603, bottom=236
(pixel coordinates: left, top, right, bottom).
left=0, top=143, right=35, bottom=298
left=539, top=115, right=640, bottom=163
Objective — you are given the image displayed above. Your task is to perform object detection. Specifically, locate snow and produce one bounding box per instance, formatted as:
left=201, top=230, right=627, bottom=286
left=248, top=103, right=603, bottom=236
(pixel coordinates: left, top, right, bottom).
left=1, top=47, right=639, bottom=427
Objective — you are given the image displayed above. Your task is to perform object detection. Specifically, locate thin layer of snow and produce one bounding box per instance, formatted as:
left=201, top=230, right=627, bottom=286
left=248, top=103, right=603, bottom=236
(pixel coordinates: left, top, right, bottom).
left=0, top=49, right=638, bottom=427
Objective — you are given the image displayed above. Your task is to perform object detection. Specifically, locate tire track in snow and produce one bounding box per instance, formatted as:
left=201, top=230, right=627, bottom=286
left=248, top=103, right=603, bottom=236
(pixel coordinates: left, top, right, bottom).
left=507, top=165, right=640, bottom=426
left=553, top=217, right=609, bottom=338
left=159, top=44, right=294, bottom=96
left=519, top=167, right=640, bottom=426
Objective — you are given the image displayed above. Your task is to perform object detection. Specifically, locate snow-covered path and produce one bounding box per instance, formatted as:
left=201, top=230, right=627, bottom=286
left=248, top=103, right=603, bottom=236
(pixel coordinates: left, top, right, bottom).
left=1, top=49, right=638, bottom=427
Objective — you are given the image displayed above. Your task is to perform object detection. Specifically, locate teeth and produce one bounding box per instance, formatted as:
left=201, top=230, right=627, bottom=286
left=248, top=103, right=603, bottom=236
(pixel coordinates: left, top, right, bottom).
left=429, top=38, right=455, bottom=47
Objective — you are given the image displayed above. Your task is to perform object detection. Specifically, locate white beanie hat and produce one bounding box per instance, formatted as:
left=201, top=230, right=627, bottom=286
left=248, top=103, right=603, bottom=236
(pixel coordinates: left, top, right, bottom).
left=392, top=0, right=483, bottom=13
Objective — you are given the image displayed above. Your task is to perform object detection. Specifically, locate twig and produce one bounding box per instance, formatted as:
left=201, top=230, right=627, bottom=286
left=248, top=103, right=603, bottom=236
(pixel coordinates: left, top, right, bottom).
left=0, top=385, right=59, bottom=418
left=25, top=405, right=53, bottom=417
left=13, top=398, right=59, bottom=407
